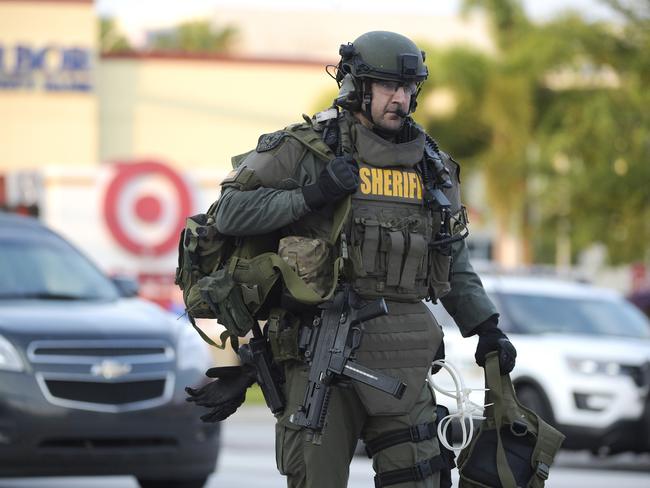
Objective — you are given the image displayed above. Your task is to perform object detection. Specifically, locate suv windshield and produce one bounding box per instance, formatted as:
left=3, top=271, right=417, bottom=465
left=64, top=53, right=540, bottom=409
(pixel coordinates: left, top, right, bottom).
left=0, top=235, right=119, bottom=301
left=500, top=293, right=650, bottom=338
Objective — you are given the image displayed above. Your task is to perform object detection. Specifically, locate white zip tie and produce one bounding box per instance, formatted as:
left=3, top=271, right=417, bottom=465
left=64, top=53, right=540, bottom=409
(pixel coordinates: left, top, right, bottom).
left=427, top=359, right=491, bottom=452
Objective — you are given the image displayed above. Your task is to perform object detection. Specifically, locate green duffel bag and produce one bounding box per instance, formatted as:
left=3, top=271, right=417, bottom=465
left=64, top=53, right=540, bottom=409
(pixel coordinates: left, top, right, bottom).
left=457, top=352, right=565, bottom=488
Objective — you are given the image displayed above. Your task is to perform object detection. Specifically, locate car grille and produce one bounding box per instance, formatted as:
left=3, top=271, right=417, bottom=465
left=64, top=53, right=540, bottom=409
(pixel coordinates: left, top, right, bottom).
left=45, top=379, right=166, bottom=404
left=32, top=346, right=167, bottom=356
left=27, top=339, right=175, bottom=413
left=38, top=437, right=178, bottom=449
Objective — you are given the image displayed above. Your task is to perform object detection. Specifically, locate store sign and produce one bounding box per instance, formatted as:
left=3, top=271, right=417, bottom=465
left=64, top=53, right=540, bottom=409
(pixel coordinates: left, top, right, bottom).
left=103, top=160, right=193, bottom=257
left=0, top=43, right=92, bottom=92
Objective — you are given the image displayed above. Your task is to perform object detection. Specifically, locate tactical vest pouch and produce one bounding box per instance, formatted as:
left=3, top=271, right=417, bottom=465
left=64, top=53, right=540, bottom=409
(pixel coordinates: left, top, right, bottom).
left=348, top=206, right=430, bottom=302
left=196, top=268, right=256, bottom=337
left=457, top=352, right=565, bottom=488
left=428, top=251, right=452, bottom=301
left=278, top=236, right=332, bottom=297
left=175, top=213, right=233, bottom=319
left=428, top=205, right=470, bottom=301
left=175, top=209, right=279, bottom=346
left=267, top=307, right=302, bottom=363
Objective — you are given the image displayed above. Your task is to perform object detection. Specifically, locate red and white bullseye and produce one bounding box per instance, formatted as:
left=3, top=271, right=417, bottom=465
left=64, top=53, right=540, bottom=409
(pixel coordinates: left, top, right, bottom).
left=103, top=160, right=192, bottom=256
left=134, top=195, right=163, bottom=223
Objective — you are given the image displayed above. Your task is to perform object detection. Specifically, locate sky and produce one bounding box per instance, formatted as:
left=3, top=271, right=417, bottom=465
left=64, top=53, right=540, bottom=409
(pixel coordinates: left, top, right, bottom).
left=96, top=0, right=618, bottom=37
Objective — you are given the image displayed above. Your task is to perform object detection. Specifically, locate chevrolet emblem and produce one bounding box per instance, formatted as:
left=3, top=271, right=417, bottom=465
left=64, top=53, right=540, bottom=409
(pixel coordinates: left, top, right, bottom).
left=91, top=360, right=132, bottom=380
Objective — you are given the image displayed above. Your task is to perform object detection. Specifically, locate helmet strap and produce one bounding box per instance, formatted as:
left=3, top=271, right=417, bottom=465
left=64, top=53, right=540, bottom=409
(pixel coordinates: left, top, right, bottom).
left=361, top=79, right=374, bottom=124
left=409, top=83, right=423, bottom=113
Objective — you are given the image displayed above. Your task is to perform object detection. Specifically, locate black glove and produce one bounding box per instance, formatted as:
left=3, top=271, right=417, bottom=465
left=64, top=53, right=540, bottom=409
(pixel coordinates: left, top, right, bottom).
left=185, top=365, right=256, bottom=422
left=431, top=340, right=445, bottom=375
left=473, top=318, right=517, bottom=375
left=302, top=156, right=359, bottom=210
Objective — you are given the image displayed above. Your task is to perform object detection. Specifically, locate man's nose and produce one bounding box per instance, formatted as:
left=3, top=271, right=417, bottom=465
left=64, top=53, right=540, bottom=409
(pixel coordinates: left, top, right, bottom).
left=391, top=86, right=410, bottom=104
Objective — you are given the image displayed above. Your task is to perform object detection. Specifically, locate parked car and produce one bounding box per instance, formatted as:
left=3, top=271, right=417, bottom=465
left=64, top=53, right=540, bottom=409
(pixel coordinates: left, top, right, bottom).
left=0, top=212, right=219, bottom=488
left=628, top=289, right=650, bottom=319
left=430, top=274, right=650, bottom=455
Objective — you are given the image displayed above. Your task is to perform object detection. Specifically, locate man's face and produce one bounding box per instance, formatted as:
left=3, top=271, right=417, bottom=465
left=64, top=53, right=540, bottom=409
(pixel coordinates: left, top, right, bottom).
left=368, top=79, right=417, bottom=133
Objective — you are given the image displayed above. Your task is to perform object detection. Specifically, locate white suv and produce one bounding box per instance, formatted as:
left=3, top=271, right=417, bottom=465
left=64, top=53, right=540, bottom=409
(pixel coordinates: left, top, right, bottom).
left=429, top=274, right=650, bottom=455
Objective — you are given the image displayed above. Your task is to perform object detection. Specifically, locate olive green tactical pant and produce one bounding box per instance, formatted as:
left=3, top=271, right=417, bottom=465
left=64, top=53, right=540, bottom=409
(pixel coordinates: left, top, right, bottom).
left=275, top=362, right=441, bottom=488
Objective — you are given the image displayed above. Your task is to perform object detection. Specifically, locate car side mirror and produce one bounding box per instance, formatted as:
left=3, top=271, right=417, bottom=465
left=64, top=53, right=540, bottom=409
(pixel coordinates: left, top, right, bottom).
left=111, top=275, right=140, bottom=298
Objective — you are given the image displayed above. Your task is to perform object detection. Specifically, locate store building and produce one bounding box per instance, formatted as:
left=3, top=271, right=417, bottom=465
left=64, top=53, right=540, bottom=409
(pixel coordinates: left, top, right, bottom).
left=0, top=0, right=97, bottom=171
left=0, top=0, right=497, bottom=310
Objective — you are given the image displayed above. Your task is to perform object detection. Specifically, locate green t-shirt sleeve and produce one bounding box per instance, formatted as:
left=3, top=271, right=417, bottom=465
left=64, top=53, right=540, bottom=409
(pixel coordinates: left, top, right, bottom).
left=440, top=239, right=498, bottom=337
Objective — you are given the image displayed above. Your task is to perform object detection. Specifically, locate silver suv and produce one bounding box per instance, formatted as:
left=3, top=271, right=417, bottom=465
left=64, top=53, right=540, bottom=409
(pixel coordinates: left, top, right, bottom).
left=0, top=212, right=219, bottom=488
left=430, top=274, right=650, bottom=455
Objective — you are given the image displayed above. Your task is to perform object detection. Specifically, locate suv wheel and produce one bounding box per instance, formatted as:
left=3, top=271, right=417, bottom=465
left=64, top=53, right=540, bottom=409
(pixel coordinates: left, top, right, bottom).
left=137, top=476, right=209, bottom=488
left=515, top=384, right=555, bottom=424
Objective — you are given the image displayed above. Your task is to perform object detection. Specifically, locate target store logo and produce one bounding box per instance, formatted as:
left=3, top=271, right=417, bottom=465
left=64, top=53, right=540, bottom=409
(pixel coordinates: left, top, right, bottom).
left=103, top=160, right=192, bottom=256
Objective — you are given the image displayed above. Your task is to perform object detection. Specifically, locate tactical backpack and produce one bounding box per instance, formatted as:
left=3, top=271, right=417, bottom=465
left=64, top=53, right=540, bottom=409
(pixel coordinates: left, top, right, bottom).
left=457, top=352, right=565, bottom=488
left=175, top=122, right=350, bottom=349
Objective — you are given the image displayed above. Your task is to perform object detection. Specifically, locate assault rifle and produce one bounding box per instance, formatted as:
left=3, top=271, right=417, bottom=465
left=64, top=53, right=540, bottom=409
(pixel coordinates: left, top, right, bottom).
left=290, top=285, right=406, bottom=444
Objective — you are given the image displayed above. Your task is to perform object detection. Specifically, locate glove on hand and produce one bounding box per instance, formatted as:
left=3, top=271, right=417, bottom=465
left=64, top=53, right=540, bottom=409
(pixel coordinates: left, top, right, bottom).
left=473, top=319, right=517, bottom=375
left=302, top=156, right=359, bottom=210
left=185, top=365, right=256, bottom=422
left=431, top=340, right=445, bottom=375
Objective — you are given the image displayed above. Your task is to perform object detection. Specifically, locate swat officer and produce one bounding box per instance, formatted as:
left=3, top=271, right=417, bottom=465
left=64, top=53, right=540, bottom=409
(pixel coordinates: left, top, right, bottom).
left=188, top=31, right=517, bottom=488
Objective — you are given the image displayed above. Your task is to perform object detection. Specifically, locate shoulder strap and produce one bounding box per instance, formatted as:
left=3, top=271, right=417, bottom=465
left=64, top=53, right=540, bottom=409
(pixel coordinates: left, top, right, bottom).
left=231, top=150, right=254, bottom=168
left=187, top=315, right=239, bottom=351
left=485, top=353, right=565, bottom=488
left=284, top=123, right=335, bottom=161
left=485, top=352, right=519, bottom=488
left=229, top=194, right=351, bottom=306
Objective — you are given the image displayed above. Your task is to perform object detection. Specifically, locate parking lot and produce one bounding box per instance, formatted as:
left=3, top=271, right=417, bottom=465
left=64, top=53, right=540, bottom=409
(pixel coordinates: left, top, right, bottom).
left=2, top=405, right=650, bottom=488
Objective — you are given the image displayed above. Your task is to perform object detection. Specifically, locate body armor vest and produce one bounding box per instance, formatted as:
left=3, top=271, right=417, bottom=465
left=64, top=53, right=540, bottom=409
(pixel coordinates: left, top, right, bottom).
left=347, top=162, right=433, bottom=302
left=337, top=116, right=449, bottom=414
left=340, top=117, right=451, bottom=303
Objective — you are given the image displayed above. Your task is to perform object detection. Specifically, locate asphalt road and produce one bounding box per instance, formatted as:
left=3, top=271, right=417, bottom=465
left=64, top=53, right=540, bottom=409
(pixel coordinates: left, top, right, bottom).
left=1, top=405, right=649, bottom=487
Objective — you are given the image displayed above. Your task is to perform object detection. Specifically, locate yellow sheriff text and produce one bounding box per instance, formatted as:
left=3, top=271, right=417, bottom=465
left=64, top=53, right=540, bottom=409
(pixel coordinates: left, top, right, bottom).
left=359, top=167, right=422, bottom=200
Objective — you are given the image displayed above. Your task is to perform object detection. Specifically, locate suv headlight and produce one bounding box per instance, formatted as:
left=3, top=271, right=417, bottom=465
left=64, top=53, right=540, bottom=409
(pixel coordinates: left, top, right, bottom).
left=177, top=324, right=212, bottom=373
left=0, top=335, right=25, bottom=372
left=566, top=357, right=621, bottom=376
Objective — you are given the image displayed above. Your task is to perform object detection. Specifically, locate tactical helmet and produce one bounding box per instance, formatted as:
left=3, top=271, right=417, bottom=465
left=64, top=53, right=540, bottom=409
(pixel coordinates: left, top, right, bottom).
left=337, top=31, right=428, bottom=83
left=334, top=31, right=428, bottom=116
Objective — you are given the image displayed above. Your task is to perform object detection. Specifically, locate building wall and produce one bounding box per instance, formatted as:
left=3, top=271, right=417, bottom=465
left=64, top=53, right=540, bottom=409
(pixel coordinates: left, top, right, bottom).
left=211, top=7, right=495, bottom=61
left=98, top=54, right=334, bottom=174
left=0, top=0, right=97, bottom=170
left=98, top=7, right=495, bottom=176
left=1, top=1, right=493, bottom=178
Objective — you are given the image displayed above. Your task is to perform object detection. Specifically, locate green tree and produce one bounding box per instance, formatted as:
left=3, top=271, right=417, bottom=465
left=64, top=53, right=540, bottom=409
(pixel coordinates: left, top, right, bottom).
left=533, top=1, right=650, bottom=264
left=99, top=17, right=132, bottom=53
left=417, top=0, right=649, bottom=265
left=416, top=47, right=494, bottom=162
left=149, top=20, right=237, bottom=54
